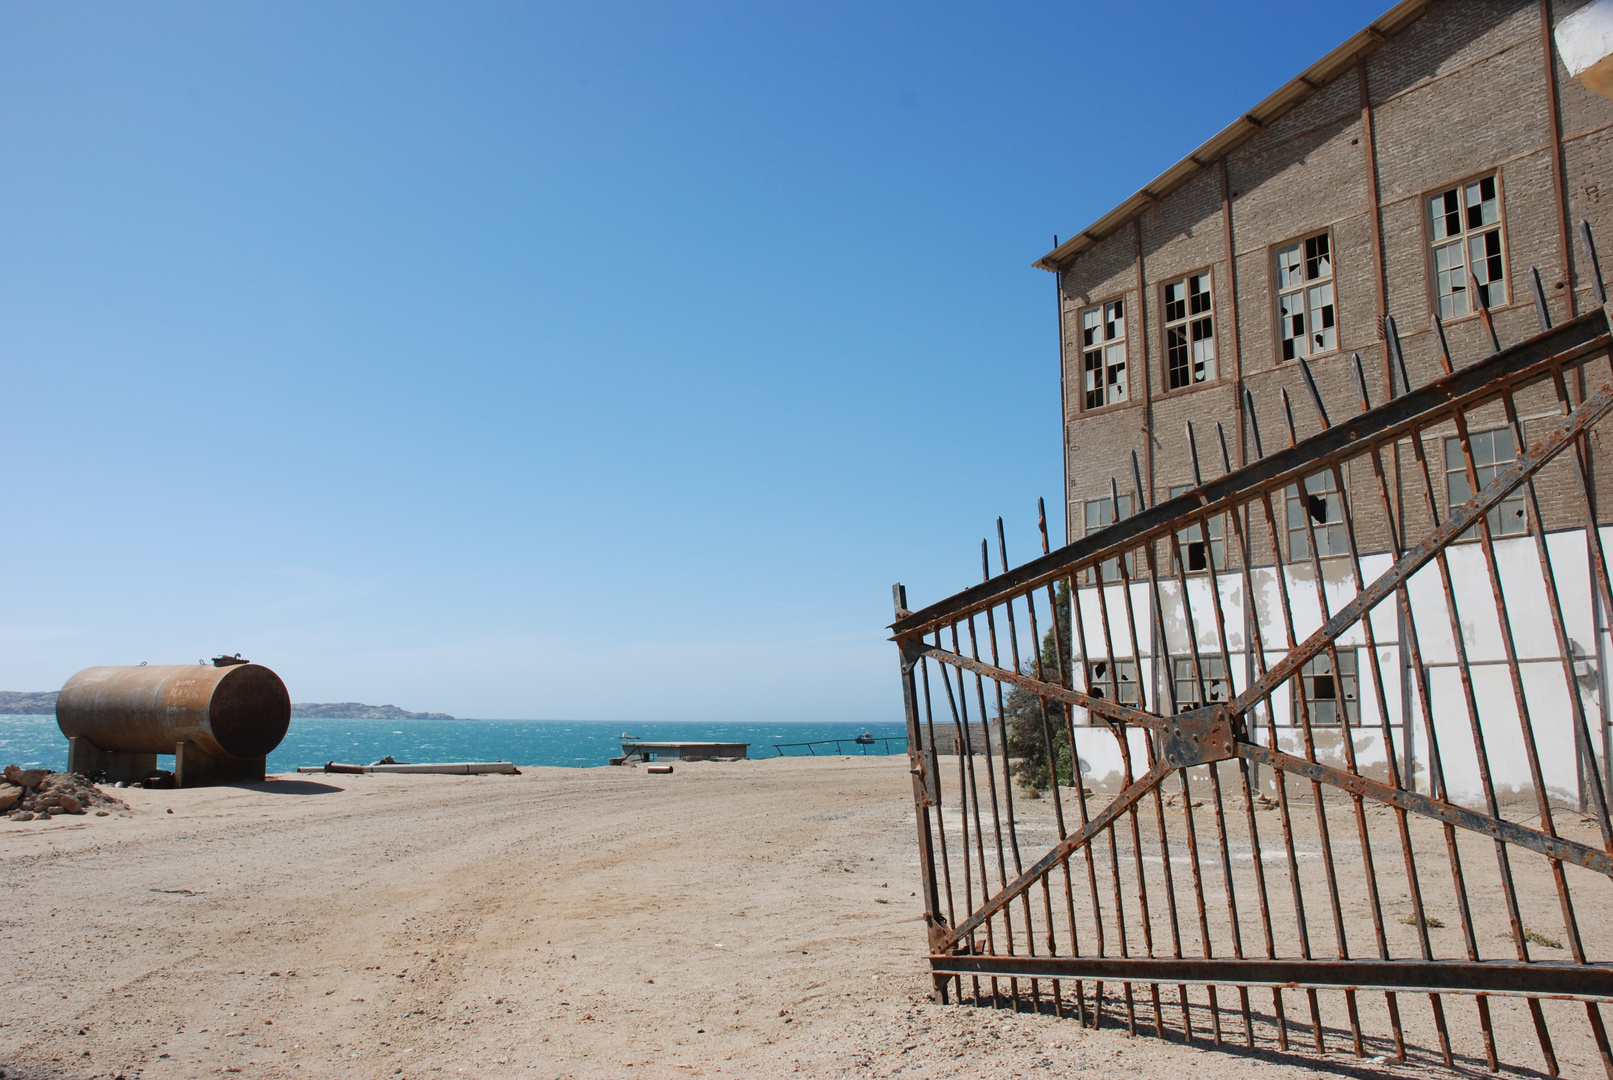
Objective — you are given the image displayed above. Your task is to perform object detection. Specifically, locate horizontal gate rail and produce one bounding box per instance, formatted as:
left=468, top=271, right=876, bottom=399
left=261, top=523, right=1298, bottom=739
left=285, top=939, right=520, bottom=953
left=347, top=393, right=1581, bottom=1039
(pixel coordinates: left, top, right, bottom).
left=929, top=956, right=1613, bottom=1002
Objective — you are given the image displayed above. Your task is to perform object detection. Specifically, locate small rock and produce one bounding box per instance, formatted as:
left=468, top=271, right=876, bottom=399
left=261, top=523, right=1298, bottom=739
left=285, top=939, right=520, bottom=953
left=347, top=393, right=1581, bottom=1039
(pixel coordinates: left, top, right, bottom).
left=95, top=810, right=110, bottom=816
left=44, top=805, right=62, bottom=816
left=58, top=794, right=82, bottom=814
left=0, top=786, right=19, bottom=812
left=4, top=765, right=48, bottom=789
left=8, top=810, right=32, bottom=821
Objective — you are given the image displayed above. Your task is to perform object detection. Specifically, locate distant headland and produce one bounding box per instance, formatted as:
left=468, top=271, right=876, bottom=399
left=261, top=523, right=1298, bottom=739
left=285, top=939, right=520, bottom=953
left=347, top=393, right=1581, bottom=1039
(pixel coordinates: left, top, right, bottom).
left=0, top=691, right=457, bottom=721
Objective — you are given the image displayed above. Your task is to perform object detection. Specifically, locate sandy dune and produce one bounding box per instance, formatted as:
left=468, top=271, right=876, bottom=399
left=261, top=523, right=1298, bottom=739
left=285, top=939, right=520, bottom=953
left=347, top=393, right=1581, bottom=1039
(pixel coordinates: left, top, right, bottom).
left=0, top=756, right=1543, bottom=1079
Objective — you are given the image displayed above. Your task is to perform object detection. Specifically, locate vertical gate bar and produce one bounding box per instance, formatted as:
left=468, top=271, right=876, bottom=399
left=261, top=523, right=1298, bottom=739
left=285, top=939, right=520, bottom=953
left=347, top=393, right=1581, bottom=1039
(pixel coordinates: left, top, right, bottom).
left=1345, top=353, right=1411, bottom=1060
left=1545, top=362, right=1613, bottom=850
left=1023, top=583, right=1070, bottom=1017
left=1252, top=471, right=1324, bottom=1050
left=1032, top=500, right=1084, bottom=1018
left=895, top=586, right=949, bottom=1003
left=1092, top=481, right=1138, bottom=1033
left=1496, top=382, right=1613, bottom=1076
left=1108, top=471, right=1169, bottom=1037
left=1160, top=514, right=1228, bottom=1045
left=982, top=549, right=1035, bottom=1013
left=938, top=645, right=982, bottom=1002
left=1220, top=424, right=1284, bottom=1049
left=1067, top=564, right=1119, bottom=1028
left=1038, top=502, right=1095, bottom=1024
left=968, top=603, right=1014, bottom=1009
left=1119, top=469, right=1199, bottom=1040
left=1276, top=387, right=1339, bottom=1053
left=920, top=638, right=960, bottom=1003
left=1403, top=400, right=1513, bottom=1071
left=1445, top=386, right=1563, bottom=1074
left=1072, top=530, right=1129, bottom=1029
left=1184, top=422, right=1259, bottom=1047
left=1291, top=360, right=1378, bottom=1056
left=996, top=523, right=1045, bottom=1011
left=1360, top=381, right=1445, bottom=1065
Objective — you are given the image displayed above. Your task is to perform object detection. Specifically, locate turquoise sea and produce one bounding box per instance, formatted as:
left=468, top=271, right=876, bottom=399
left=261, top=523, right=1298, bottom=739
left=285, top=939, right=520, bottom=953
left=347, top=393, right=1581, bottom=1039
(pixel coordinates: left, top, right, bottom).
left=0, top=715, right=910, bottom=775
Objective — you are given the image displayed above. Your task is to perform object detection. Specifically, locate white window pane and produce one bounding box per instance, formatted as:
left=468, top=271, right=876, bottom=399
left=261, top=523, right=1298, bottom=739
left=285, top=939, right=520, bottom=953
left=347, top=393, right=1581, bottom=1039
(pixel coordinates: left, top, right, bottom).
left=1277, top=244, right=1303, bottom=290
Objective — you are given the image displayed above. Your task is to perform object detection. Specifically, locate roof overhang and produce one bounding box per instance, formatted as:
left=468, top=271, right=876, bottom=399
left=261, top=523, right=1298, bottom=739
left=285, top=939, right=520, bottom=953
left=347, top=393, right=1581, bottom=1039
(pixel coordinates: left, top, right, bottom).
left=1035, top=0, right=1435, bottom=273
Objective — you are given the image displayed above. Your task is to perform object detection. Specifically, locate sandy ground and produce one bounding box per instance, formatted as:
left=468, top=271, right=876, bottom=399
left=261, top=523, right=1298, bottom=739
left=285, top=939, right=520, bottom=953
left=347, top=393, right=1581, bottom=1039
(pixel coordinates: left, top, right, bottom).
left=0, top=756, right=1569, bottom=1080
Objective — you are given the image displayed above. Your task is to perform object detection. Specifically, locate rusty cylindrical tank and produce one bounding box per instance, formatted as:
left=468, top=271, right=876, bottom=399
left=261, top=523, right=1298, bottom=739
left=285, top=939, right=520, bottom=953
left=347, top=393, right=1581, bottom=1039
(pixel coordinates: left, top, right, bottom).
left=57, top=663, right=291, bottom=761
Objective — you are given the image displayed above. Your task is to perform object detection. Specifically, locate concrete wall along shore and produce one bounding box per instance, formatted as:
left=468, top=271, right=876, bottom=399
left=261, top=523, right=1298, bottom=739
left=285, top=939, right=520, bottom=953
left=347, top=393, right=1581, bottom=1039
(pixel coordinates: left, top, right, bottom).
left=1043, top=0, right=1613, bottom=808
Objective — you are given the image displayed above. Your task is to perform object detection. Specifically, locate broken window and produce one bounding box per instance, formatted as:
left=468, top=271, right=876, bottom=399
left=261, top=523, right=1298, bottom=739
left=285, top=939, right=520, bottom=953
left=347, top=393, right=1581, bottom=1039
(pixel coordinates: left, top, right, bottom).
left=1168, top=483, right=1225, bottom=572
left=1430, top=175, right=1504, bottom=319
left=1445, top=427, right=1527, bottom=538
left=1276, top=233, right=1336, bottom=361
left=1295, top=649, right=1358, bottom=727
left=1081, top=299, right=1128, bottom=409
left=1172, top=656, right=1230, bottom=713
left=1086, top=658, right=1142, bottom=709
left=1164, top=272, right=1216, bottom=390
left=1082, top=494, right=1134, bottom=584
left=1285, top=470, right=1349, bottom=559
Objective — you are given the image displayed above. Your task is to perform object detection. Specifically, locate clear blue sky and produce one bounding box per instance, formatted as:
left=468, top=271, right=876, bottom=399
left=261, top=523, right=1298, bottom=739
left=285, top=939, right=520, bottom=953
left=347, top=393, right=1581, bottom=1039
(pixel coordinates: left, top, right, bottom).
left=0, top=1, right=1389, bottom=720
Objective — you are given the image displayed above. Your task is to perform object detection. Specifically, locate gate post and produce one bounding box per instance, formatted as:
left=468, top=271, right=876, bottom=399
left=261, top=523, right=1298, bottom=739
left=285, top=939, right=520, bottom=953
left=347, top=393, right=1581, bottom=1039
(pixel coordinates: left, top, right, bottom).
left=894, top=583, right=951, bottom=1002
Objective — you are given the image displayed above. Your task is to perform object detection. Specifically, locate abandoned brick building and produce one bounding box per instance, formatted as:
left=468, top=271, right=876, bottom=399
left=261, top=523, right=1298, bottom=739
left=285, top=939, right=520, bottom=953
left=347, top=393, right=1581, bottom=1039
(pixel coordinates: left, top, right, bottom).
left=1039, top=0, right=1613, bottom=805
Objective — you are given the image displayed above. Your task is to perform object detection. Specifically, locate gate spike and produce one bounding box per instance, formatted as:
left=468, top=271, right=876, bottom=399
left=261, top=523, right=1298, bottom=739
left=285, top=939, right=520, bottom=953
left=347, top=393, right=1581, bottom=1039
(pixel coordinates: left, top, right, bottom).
left=1385, top=315, right=1411, bottom=397
left=996, top=516, right=1008, bottom=573
left=1430, top=313, right=1455, bottom=375
left=1529, top=266, right=1553, bottom=332
left=1297, top=357, right=1331, bottom=429
left=1471, top=269, right=1501, bottom=353
left=980, top=539, right=990, bottom=583
left=1130, top=451, right=1148, bottom=511
left=1242, top=387, right=1265, bottom=460
left=1215, top=421, right=1232, bottom=475
left=1280, top=387, right=1298, bottom=447
left=1581, top=219, right=1607, bottom=306
left=1186, top=422, right=1203, bottom=487
left=1352, top=353, right=1371, bottom=413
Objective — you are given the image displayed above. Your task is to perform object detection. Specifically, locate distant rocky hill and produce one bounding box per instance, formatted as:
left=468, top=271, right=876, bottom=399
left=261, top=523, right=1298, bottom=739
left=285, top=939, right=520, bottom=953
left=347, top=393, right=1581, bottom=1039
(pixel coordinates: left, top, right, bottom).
left=0, top=691, right=60, bottom=715
left=290, top=703, right=458, bottom=721
left=0, top=691, right=456, bottom=721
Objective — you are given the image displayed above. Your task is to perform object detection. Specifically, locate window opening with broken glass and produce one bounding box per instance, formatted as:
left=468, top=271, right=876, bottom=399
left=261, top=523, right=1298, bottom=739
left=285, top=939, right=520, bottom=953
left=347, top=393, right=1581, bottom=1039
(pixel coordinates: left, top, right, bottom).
left=1168, top=483, right=1226, bottom=571
left=1295, top=649, right=1359, bottom=727
left=1081, top=299, right=1128, bottom=409
left=1086, top=658, right=1141, bottom=709
left=1164, top=272, right=1216, bottom=389
left=1277, top=233, right=1336, bottom=361
left=1446, top=426, right=1527, bottom=538
left=1285, top=471, right=1349, bottom=559
left=1431, top=175, right=1504, bottom=319
left=1082, top=494, right=1134, bottom=583
left=1172, top=655, right=1230, bottom=713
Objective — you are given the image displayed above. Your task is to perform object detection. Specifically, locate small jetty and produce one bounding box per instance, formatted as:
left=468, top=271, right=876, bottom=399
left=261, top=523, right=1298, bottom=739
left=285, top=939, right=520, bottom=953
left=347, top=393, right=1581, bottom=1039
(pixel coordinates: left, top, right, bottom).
left=610, top=741, right=747, bottom=765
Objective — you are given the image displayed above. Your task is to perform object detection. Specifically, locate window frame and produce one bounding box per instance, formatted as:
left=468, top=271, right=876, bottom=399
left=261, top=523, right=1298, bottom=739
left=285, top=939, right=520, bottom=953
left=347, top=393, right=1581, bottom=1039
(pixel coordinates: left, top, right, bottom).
left=1273, top=230, right=1339, bottom=364
left=1168, top=483, right=1226, bottom=573
left=1445, top=426, right=1528, bottom=540
left=1161, top=269, right=1219, bottom=394
left=1078, top=296, right=1131, bottom=412
left=1284, top=468, right=1351, bottom=561
left=1086, top=658, right=1142, bottom=713
left=1293, top=648, right=1359, bottom=728
left=1424, top=171, right=1510, bottom=323
left=1082, top=494, right=1134, bottom=584
left=1171, top=655, right=1230, bottom=714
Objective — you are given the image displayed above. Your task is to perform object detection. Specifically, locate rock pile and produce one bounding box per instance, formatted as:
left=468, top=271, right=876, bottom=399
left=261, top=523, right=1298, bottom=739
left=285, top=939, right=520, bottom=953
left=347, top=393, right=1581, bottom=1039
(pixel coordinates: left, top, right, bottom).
left=2, top=764, right=129, bottom=821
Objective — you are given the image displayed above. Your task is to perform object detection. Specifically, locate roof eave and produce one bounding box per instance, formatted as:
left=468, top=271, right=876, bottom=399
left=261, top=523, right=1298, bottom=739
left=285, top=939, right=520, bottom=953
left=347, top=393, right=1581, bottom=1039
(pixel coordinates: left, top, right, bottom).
left=1034, top=0, right=1434, bottom=273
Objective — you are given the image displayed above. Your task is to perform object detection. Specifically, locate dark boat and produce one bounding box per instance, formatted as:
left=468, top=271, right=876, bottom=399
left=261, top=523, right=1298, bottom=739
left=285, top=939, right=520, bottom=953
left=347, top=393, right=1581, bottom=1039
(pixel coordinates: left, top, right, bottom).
left=854, top=732, right=876, bottom=745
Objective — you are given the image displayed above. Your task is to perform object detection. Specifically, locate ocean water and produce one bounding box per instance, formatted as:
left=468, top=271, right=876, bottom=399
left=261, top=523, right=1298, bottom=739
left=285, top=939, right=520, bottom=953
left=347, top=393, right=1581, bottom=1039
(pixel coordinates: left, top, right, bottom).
left=0, top=715, right=910, bottom=775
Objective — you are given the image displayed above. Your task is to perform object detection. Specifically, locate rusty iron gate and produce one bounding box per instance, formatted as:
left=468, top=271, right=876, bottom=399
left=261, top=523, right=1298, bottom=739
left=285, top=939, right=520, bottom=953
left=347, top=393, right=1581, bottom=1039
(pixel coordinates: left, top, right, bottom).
left=892, top=230, right=1613, bottom=1074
